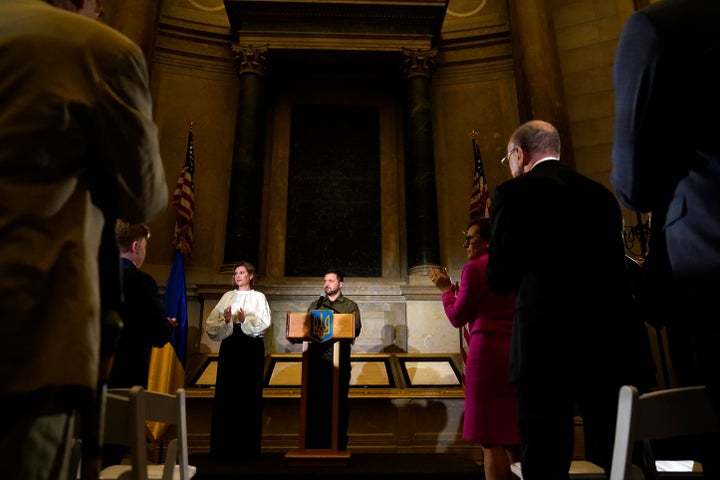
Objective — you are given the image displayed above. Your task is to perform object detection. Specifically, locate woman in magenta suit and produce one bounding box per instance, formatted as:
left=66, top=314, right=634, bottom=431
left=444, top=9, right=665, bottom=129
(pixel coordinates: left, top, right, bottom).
left=430, top=217, right=519, bottom=480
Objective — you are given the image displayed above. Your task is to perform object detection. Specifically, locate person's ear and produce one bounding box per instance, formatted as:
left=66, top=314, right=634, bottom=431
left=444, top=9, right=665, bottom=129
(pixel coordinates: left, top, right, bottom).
left=516, top=147, right=526, bottom=165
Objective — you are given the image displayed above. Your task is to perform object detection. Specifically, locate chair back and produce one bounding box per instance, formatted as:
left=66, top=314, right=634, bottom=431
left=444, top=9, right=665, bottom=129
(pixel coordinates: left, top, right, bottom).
left=102, top=387, right=194, bottom=480
left=143, top=388, right=191, bottom=480
left=103, top=386, right=148, bottom=480
left=610, top=385, right=720, bottom=480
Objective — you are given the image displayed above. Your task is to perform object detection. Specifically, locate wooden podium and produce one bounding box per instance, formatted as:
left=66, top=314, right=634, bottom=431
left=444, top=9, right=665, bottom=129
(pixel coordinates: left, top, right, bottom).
left=284, top=311, right=356, bottom=466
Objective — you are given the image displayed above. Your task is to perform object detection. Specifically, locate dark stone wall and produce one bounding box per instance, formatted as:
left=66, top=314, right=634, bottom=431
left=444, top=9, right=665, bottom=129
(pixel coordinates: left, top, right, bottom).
left=285, top=104, right=382, bottom=277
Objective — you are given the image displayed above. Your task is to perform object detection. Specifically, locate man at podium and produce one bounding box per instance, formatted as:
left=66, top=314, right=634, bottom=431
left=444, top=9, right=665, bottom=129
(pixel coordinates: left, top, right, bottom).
left=305, top=269, right=362, bottom=450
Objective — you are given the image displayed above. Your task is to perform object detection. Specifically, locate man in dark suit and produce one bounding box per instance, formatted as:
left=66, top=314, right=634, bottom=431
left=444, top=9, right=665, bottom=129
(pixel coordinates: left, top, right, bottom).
left=0, top=1, right=169, bottom=477
left=487, top=120, right=646, bottom=479
left=109, top=221, right=174, bottom=389
left=104, top=221, right=174, bottom=467
left=612, top=2, right=720, bottom=475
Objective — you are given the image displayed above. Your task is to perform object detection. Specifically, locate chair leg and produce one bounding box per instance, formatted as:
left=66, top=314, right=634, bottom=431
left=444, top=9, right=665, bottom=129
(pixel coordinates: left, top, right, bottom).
left=66, top=438, right=84, bottom=480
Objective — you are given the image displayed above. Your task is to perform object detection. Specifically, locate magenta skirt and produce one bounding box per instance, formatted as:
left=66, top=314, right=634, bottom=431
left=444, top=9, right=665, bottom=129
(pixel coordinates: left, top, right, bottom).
left=462, top=331, right=520, bottom=445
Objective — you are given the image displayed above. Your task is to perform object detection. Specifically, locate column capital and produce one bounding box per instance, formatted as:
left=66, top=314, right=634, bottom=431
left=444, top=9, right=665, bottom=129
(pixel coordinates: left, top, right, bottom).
left=401, top=47, right=437, bottom=79
left=230, top=44, right=269, bottom=76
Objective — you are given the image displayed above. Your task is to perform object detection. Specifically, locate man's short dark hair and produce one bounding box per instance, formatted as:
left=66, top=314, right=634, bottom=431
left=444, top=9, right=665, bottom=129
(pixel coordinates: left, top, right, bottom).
left=325, top=269, right=344, bottom=282
left=115, top=220, right=150, bottom=252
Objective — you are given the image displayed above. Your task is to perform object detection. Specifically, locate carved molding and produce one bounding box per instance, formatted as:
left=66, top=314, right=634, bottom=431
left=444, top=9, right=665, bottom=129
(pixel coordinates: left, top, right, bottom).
left=230, top=43, right=269, bottom=76
left=224, top=0, right=448, bottom=52
left=401, top=47, right=438, bottom=79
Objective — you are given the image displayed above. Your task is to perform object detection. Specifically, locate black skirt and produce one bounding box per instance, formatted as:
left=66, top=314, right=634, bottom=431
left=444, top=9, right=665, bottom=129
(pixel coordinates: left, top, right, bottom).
left=209, top=324, right=265, bottom=462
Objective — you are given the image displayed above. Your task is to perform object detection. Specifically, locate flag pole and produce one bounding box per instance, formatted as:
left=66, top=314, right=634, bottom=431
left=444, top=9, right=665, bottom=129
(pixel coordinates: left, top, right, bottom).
left=147, top=123, right=195, bottom=440
left=460, top=129, right=492, bottom=383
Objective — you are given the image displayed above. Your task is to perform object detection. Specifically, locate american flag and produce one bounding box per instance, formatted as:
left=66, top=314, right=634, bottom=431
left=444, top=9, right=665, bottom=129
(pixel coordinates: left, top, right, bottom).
left=469, top=131, right=491, bottom=218
left=172, top=126, right=195, bottom=258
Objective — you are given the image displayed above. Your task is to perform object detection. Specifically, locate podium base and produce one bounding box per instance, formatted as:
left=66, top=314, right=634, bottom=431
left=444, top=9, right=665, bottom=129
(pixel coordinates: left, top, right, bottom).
left=284, top=448, right=351, bottom=467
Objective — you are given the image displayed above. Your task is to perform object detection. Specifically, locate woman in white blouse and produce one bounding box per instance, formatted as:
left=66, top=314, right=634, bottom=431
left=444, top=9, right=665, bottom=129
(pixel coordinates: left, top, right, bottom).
left=205, top=261, right=271, bottom=462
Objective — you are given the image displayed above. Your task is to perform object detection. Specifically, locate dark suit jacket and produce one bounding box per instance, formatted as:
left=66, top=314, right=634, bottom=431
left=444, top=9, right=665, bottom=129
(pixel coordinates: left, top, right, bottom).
left=108, top=258, right=171, bottom=388
left=487, top=161, right=643, bottom=386
left=611, top=0, right=720, bottom=318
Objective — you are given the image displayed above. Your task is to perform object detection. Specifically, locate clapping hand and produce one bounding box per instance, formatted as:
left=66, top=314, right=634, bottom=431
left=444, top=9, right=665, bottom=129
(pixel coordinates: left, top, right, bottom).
left=224, top=306, right=246, bottom=323
left=429, top=267, right=457, bottom=293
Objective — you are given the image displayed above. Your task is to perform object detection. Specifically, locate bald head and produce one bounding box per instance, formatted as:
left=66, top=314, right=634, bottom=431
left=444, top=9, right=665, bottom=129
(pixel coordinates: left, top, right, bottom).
left=510, top=120, right=561, bottom=158
left=505, top=120, right=561, bottom=177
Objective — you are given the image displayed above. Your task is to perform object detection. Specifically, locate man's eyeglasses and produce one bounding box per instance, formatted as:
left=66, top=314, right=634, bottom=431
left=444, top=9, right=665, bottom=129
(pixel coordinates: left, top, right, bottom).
left=501, top=147, right=517, bottom=166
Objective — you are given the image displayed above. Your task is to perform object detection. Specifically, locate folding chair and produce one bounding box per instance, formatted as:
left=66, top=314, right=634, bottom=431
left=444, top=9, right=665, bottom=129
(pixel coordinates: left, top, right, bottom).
left=610, top=385, right=720, bottom=480
left=100, top=386, right=196, bottom=480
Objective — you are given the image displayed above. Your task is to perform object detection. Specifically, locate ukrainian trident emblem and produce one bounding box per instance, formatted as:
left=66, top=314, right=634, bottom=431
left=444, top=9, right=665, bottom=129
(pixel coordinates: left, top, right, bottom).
left=309, top=310, right=333, bottom=343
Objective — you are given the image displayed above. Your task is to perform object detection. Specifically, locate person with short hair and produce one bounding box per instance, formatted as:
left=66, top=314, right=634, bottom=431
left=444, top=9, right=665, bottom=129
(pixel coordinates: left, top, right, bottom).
left=103, top=221, right=174, bottom=467
left=108, top=221, right=174, bottom=390
left=305, top=269, right=361, bottom=451
left=0, top=1, right=168, bottom=478
left=429, top=217, right=519, bottom=480
left=487, top=120, right=650, bottom=479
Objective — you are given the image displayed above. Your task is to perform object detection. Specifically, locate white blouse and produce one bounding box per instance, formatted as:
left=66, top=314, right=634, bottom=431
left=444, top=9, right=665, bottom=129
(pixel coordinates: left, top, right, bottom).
left=205, top=289, right=271, bottom=341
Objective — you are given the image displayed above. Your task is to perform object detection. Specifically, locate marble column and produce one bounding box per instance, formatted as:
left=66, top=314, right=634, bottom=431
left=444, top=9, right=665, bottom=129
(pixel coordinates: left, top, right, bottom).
left=222, top=45, right=269, bottom=270
left=507, top=0, right=575, bottom=169
left=402, top=48, right=441, bottom=275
